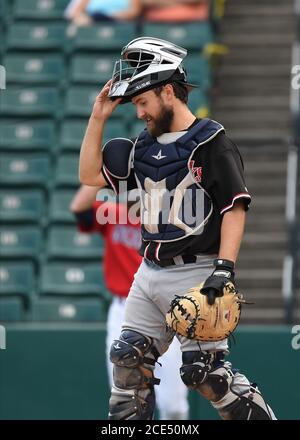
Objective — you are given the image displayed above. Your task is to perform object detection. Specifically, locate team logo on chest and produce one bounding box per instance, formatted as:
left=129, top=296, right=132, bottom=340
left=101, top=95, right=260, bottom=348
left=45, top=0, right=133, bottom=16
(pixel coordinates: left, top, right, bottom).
left=189, top=160, right=202, bottom=183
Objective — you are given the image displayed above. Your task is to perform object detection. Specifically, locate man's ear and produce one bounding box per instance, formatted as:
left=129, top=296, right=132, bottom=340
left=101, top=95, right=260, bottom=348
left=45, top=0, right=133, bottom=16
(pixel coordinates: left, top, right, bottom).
left=163, top=83, right=175, bottom=102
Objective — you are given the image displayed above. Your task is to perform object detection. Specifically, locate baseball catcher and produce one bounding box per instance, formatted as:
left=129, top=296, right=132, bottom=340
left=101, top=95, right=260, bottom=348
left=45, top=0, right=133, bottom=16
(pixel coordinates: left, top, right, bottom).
left=79, top=35, right=277, bottom=420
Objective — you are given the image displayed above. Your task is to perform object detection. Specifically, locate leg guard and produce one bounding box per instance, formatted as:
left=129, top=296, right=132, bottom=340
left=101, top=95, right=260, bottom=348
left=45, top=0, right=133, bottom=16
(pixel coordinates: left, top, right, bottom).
left=108, top=329, right=160, bottom=420
left=181, top=351, right=276, bottom=420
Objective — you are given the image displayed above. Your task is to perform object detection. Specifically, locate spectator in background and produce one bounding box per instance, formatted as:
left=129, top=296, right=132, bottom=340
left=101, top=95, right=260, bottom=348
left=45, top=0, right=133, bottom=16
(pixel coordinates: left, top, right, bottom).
left=70, top=185, right=189, bottom=420
left=65, top=0, right=142, bottom=26
left=141, top=0, right=210, bottom=23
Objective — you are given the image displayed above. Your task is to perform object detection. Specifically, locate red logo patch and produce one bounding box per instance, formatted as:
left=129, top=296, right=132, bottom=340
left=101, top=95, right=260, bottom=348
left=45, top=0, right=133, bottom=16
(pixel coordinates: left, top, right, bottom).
left=189, top=160, right=202, bottom=183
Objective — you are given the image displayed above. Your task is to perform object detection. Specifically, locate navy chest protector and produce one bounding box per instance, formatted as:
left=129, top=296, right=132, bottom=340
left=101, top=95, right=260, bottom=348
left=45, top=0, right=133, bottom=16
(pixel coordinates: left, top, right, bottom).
left=133, top=118, right=224, bottom=243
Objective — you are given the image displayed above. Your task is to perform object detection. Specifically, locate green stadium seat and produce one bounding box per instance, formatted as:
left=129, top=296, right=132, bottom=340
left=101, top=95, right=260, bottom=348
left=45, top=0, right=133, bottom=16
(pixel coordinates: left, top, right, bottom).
left=4, top=53, right=65, bottom=85
left=60, top=119, right=87, bottom=151
left=55, top=153, right=79, bottom=187
left=0, top=0, right=5, bottom=18
left=0, top=297, right=24, bottom=322
left=47, top=225, right=104, bottom=260
left=64, top=86, right=134, bottom=122
left=184, top=54, right=212, bottom=89
left=188, top=89, right=210, bottom=117
left=0, top=120, right=56, bottom=151
left=70, top=54, right=116, bottom=84
left=40, top=262, right=107, bottom=298
left=0, top=153, right=51, bottom=187
left=64, top=87, right=98, bottom=118
left=0, top=87, right=60, bottom=117
left=0, top=261, right=35, bottom=306
left=0, top=25, right=4, bottom=56
left=142, top=22, right=213, bottom=50
left=0, top=189, right=44, bottom=223
left=31, top=297, right=107, bottom=322
left=59, top=119, right=126, bottom=152
left=103, top=120, right=127, bottom=143
left=0, top=226, right=42, bottom=262
left=14, top=0, right=69, bottom=20
left=0, top=0, right=8, bottom=26
left=6, top=23, right=66, bottom=51
left=72, top=23, right=136, bottom=51
left=49, top=189, right=77, bottom=223
left=130, top=120, right=147, bottom=138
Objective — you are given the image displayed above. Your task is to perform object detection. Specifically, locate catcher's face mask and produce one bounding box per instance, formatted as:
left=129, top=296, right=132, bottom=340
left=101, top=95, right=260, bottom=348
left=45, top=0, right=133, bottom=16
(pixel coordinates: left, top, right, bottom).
left=108, top=36, right=197, bottom=103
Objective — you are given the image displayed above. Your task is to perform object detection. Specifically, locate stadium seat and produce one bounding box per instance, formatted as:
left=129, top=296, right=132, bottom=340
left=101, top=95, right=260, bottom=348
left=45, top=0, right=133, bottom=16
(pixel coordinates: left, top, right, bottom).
left=0, top=261, right=35, bottom=306
left=64, top=86, right=134, bottom=122
left=59, top=119, right=128, bottom=153
left=4, top=53, right=65, bottom=85
left=72, top=23, right=136, bottom=51
left=0, top=25, right=4, bottom=55
left=0, top=0, right=5, bottom=19
left=47, top=225, right=104, bottom=260
left=142, top=22, right=213, bottom=50
left=0, top=297, right=24, bottom=322
left=49, top=189, right=77, bottom=223
left=70, top=54, right=116, bottom=84
left=0, top=189, right=45, bottom=223
left=31, top=297, right=108, bottom=322
left=40, top=262, right=107, bottom=298
left=64, top=87, right=98, bottom=118
left=0, top=87, right=60, bottom=117
left=60, top=119, right=87, bottom=151
left=6, top=23, right=67, bottom=51
left=184, top=54, right=212, bottom=89
left=0, top=226, right=42, bottom=263
left=60, top=119, right=126, bottom=151
left=14, top=0, right=69, bottom=20
left=0, top=0, right=9, bottom=27
left=103, top=120, right=127, bottom=143
left=55, top=153, right=79, bottom=187
left=188, top=89, right=210, bottom=118
left=130, top=120, right=146, bottom=138
left=0, top=153, right=51, bottom=187
left=0, top=120, right=56, bottom=151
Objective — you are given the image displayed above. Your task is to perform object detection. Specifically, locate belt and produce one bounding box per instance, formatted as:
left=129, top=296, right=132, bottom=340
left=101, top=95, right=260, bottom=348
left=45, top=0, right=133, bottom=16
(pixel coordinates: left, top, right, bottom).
left=147, top=255, right=198, bottom=268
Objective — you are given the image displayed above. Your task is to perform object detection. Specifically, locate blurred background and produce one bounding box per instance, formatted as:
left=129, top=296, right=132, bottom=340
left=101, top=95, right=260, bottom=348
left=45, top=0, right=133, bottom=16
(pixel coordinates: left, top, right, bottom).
left=0, top=0, right=299, bottom=420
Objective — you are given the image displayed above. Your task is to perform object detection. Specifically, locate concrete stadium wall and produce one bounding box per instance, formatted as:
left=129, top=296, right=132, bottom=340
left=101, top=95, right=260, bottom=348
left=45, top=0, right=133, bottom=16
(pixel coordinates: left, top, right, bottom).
left=0, top=324, right=299, bottom=420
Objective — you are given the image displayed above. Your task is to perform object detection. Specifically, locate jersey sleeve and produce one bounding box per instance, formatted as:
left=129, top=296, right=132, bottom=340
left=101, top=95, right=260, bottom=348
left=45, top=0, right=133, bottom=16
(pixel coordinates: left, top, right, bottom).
left=200, top=133, right=251, bottom=215
left=102, top=137, right=137, bottom=194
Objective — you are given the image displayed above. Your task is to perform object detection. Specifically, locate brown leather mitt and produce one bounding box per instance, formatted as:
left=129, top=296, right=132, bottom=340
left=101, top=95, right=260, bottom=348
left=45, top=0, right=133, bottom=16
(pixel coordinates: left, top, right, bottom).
left=166, top=281, right=245, bottom=342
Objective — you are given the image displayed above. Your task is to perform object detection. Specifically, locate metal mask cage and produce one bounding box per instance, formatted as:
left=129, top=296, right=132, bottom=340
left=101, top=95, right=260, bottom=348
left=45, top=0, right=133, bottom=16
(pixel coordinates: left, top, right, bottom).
left=110, top=50, right=165, bottom=84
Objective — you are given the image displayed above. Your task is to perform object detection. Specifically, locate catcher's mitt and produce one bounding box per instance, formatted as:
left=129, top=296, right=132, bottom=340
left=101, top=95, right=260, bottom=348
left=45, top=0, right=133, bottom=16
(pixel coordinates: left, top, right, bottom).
left=166, top=281, right=245, bottom=342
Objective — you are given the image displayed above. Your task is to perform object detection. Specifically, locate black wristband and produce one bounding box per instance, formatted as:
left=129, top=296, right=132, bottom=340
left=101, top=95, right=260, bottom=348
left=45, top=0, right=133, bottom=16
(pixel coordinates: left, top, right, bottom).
left=213, top=259, right=235, bottom=271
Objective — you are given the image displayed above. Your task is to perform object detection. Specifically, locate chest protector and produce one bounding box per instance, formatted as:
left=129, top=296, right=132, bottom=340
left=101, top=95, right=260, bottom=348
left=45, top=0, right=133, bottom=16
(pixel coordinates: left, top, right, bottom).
left=133, top=118, right=224, bottom=243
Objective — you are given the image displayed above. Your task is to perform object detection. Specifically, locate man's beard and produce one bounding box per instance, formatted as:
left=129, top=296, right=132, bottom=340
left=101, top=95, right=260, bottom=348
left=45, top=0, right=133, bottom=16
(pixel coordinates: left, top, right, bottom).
left=147, top=104, right=174, bottom=138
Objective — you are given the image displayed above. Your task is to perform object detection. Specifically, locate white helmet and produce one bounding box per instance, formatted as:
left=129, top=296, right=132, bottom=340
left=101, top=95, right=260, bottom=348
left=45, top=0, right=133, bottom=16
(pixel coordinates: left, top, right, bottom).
left=108, top=37, right=197, bottom=102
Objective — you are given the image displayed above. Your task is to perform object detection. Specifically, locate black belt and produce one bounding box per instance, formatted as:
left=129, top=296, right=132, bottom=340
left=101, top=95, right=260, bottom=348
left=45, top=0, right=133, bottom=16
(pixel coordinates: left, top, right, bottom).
left=147, top=255, right=198, bottom=268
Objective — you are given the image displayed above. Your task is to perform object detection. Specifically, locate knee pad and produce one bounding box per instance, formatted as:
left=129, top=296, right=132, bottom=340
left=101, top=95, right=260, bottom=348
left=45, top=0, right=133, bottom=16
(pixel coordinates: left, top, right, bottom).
left=109, top=385, right=155, bottom=420
left=180, top=350, right=225, bottom=389
left=109, top=329, right=160, bottom=420
left=110, top=329, right=160, bottom=389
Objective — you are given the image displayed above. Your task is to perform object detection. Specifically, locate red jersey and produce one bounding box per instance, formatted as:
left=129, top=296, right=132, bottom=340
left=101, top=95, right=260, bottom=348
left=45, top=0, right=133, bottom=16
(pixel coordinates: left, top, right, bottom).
left=77, top=201, right=142, bottom=298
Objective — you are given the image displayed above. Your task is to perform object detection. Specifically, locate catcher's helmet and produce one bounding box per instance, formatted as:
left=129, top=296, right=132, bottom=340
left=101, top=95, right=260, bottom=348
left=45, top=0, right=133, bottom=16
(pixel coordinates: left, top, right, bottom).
left=108, top=37, right=197, bottom=103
